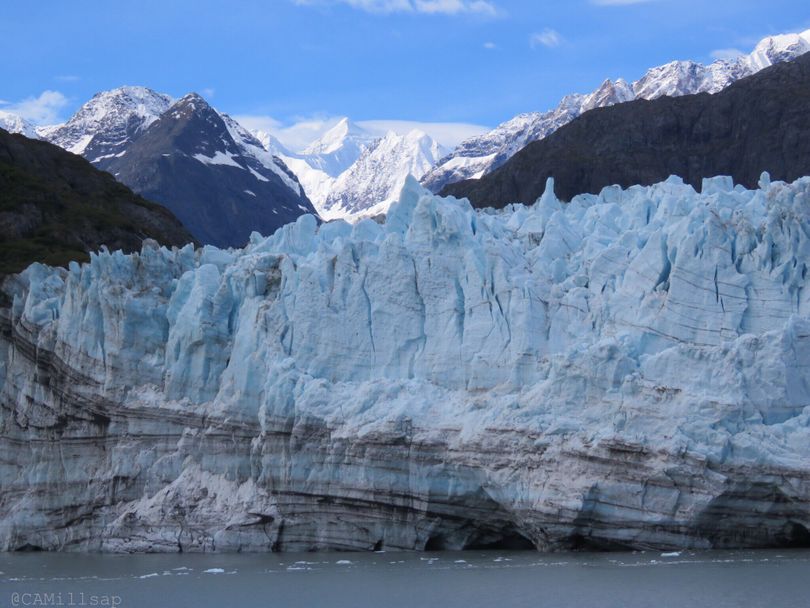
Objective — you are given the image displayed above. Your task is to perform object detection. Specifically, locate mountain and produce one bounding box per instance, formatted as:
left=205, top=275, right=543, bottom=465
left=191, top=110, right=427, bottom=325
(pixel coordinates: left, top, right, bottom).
left=423, top=29, right=810, bottom=192
left=264, top=118, right=378, bottom=216
left=259, top=120, right=444, bottom=220
left=105, top=93, right=317, bottom=248
left=443, top=52, right=810, bottom=208
left=299, top=117, right=377, bottom=176
left=38, top=86, right=173, bottom=164
left=318, top=129, right=445, bottom=219
left=0, top=127, right=193, bottom=276
left=0, top=111, right=39, bottom=139
left=5, top=174, right=810, bottom=551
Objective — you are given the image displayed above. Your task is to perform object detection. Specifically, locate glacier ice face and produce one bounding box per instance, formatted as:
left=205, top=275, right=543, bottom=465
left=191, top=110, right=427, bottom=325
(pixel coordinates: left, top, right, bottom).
left=2, top=175, right=810, bottom=552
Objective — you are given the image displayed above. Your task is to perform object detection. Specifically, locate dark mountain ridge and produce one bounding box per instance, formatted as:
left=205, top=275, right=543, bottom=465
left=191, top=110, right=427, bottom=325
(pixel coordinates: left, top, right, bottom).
left=0, top=128, right=194, bottom=277
left=442, top=53, right=810, bottom=207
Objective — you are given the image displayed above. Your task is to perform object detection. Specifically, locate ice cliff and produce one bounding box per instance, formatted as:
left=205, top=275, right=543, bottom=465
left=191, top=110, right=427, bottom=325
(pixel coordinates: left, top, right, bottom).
left=2, top=175, right=810, bottom=552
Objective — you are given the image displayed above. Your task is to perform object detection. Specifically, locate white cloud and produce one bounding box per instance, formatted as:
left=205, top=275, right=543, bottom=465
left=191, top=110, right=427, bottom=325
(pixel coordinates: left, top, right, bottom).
left=293, top=0, right=498, bottom=16
left=591, top=0, right=655, bottom=4
left=710, top=48, right=745, bottom=61
left=0, top=90, right=70, bottom=125
left=234, top=114, right=489, bottom=151
left=530, top=29, right=562, bottom=49
left=235, top=114, right=340, bottom=151
left=483, top=41, right=497, bottom=49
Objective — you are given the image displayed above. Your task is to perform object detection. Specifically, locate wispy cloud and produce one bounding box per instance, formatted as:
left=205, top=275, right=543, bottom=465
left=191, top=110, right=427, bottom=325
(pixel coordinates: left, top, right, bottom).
left=201, top=87, right=216, bottom=99
left=293, top=0, right=499, bottom=16
left=591, top=0, right=656, bottom=5
left=483, top=41, right=497, bottom=49
left=530, top=29, right=562, bottom=49
left=710, top=48, right=745, bottom=61
left=55, top=75, right=80, bottom=83
left=0, top=90, right=70, bottom=124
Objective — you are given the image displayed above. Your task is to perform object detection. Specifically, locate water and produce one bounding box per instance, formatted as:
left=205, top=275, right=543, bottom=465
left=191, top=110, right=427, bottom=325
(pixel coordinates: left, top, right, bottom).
left=1, top=549, right=808, bottom=608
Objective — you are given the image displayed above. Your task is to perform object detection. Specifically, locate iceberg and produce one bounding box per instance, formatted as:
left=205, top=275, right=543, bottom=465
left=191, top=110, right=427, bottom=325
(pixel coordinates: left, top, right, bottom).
left=1, top=174, right=810, bottom=552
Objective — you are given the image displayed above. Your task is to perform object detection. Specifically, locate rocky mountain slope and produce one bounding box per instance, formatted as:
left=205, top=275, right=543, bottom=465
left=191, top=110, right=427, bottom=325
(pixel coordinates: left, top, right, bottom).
left=443, top=52, right=810, bottom=208
left=103, top=93, right=317, bottom=248
left=423, top=29, right=810, bottom=192
left=2, top=174, right=810, bottom=552
left=0, top=127, right=193, bottom=276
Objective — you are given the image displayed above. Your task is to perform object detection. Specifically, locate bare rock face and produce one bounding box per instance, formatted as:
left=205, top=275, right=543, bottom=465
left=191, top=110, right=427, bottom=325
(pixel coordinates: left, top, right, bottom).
left=2, top=177, right=810, bottom=553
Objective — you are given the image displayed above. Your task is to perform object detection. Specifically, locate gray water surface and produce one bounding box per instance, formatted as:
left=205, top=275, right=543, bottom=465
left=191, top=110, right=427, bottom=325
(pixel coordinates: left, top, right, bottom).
left=1, top=549, right=808, bottom=608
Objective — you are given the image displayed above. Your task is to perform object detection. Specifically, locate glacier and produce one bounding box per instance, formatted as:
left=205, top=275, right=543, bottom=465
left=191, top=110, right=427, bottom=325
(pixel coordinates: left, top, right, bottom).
left=2, top=174, right=810, bottom=552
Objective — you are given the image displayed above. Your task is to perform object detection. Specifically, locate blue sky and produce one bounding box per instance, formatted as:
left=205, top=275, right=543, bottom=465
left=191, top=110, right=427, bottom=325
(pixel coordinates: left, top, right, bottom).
left=1, top=0, right=808, bottom=148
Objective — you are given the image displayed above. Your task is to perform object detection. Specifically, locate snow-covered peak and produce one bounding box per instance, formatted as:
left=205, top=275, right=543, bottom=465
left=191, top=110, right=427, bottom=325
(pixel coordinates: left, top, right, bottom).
left=632, top=60, right=707, bottom=99
left=252, top=129, right=290, bottom=156
left=746, top=29, right=810, bottom=71
left=164, top=92, right=217, bottom=122
left=41, top=85, right=173, bottom=160
left=317, top=128, right=446, bottom=220
left=581, top=78, right=635, bottom=113
left=294, top=117, right=378, bottom=178
left=303, top=117, right=374, bottom=156
left=0, top=110, right=39, bottom=139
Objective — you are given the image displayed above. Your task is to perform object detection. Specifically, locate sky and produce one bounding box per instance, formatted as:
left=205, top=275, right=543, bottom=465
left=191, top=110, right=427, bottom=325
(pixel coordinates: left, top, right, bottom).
left=1, top=0, right=808, bottom=150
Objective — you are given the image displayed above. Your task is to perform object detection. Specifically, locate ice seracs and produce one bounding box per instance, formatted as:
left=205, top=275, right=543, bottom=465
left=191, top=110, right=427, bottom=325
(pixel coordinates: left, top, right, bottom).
left=3, top=174, right=810, bottom=552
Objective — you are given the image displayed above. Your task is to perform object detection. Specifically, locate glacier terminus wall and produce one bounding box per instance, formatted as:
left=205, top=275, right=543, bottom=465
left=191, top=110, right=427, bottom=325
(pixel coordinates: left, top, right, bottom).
left=1, top=175, right=810, bottom=552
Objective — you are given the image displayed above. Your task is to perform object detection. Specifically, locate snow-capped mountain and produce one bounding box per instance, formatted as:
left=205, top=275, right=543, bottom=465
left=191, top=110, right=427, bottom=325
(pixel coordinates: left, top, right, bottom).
left=319, top=129, right=445, bottom=219
left=300, top=117, right=378, bottom=176
left=255, top=118, right=444, bottom=220
left=0, top=110, right=39, bottom=139
left=266, top=118, right=379, bottom=215
left=105, top=93, right=316, bottom=247
left=39, top=86, right=173, bottom=165
left=422, top=28, right=810, bottom=192
left=445, top=51, right=810, bottom=208
left=28, top=86, right=315, bottom=246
